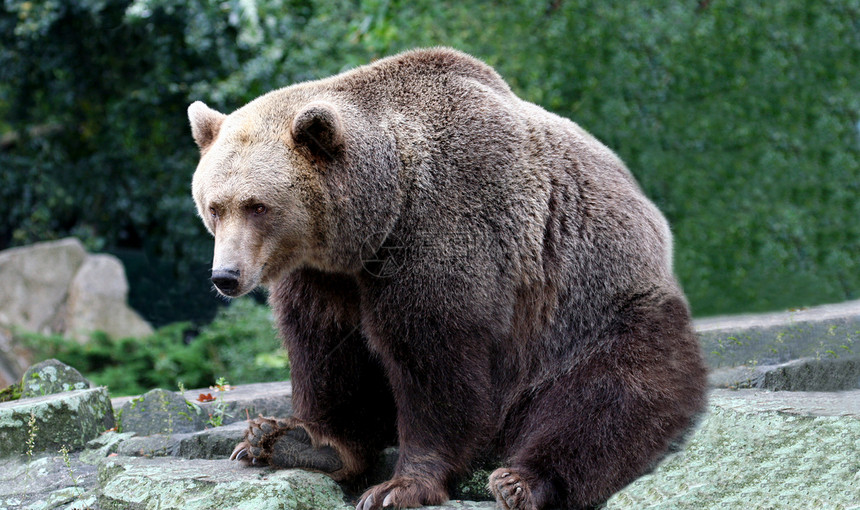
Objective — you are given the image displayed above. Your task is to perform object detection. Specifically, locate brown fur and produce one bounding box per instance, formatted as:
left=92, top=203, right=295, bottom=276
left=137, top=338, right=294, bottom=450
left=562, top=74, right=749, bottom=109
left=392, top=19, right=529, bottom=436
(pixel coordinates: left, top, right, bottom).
left=189, top=47, right=708, bottom=509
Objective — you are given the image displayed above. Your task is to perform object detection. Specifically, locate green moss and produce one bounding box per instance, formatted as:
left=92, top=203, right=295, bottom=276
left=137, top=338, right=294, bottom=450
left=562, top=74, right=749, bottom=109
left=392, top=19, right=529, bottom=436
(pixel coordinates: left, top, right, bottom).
left=453, top=468, right=494, bottom=501
left=0, top=382, right=22, bottom=403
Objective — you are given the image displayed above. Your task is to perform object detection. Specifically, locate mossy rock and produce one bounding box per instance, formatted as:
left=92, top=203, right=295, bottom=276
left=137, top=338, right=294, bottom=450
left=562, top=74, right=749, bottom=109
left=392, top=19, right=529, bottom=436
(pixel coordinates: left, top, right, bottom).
left=119, top=388, right=207, bottom=436
left=21, top=358, right=92, bottom=398
left=0, top=387, right=115, bottom=456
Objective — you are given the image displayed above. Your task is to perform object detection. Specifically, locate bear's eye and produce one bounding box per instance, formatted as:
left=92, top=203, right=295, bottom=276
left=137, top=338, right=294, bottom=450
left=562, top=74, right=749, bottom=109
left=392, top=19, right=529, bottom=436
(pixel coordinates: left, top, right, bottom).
left=252, top=204, right=267, bottom=216
left=209, top=207, right=217, bottom=218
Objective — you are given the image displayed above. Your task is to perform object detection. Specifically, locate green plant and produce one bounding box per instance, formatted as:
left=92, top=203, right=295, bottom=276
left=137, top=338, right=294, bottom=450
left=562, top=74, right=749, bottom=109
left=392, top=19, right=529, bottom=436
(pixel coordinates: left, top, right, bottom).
left=177, top=380, right=204, bottom=425
left=206, top=377, right=234, bottom=428
left=59, top=444, right=81, bottom=493
left=178, top=377, right=234, bottom=427
left=157, top=390, right=175, bottom=437
left=25, top=410, right=38, bottom=459
left=17, top=298, right=288, bottom=396
left=114, top=407, right=124, bottom=433
left=23, top=409, right=38, bottom=499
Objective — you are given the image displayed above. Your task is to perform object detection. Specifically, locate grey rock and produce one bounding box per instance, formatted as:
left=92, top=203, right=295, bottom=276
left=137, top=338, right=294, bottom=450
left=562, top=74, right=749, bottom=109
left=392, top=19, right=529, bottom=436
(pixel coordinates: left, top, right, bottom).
left=80, top=430, right=136, bottom=464
left=3, top=381, right=859, bottom=509
left=112, top=381, right=293, bottom=430
left=111, top=422, right=245, bottom=460
left=0, top=387, right=115, bottom=456
left=0, top=452, right=98, bottom=510
left=696, top=299, right=860, bottom=368
left=0, top=325, right=33, bottom=388
left=707, top=364, right=760, bottom=389
left=710, top=356, right=860, bottom=391
left=706, top=387, right=860, bottom=417
left=179, top=380, right=294, bottom=427
left=0, top=238, right=153, bottom=344
left=64, top=254, right=154, bottom=342
left=21, top=358, right=93, bottom=398
left=112, top=423, right=245, bottom=460
left=115, top=433, right=183, bottom=458
left=119, top=388, right=207, bottom=436
left=605, top=389, right=860, bottom=509
left=177, top=421, right=246, bottom=459
left=97, top=455, right=353, bottom=510
left=0, top=238, right=87, bottom=334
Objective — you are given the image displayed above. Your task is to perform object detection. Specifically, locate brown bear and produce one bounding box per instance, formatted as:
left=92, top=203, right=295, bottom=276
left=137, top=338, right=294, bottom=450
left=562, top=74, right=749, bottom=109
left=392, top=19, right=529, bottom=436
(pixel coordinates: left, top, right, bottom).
left=188, top=47, right=707, bottom=510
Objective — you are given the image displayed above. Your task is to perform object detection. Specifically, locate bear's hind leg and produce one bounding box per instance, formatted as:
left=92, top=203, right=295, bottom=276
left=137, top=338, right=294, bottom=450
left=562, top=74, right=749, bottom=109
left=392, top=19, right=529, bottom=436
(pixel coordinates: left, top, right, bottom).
left=501, top=296, right=707, bottom=509
left=488, top=467, right=554, bottom=510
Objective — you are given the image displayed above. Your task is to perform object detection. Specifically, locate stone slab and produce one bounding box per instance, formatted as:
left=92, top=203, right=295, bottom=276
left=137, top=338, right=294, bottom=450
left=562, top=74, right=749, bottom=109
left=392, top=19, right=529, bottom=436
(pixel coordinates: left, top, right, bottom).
left=695, top=299, right=860, bottom=368
left=2, top=387, right=858, bottom=509
left=179, top=380, right=294, bottom=427
left=115, top=421, right=245, bottom=460
left=119, top=388, right=207, bottom=435
left=605, top=389, right=860, bottom=508
left=710, top=356, right=860, bottom=392
left=95, top=455, right=499, bottom=510
left=112, top=381, right=293, bottom=430
left=97, top=456, right=353, bottom=510
left=5, top=347, right=859, bottom=509
left=706, top=388, right=860, bottom=417
left=0, top=452, right=98, bottom=510
left=0, top=387, right=115, bottom=456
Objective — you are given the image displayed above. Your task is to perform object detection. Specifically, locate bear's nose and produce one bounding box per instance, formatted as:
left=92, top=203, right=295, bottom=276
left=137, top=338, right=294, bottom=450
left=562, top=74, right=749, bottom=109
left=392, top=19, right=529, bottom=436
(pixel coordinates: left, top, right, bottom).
left=211, top=269, right=240, bottom=295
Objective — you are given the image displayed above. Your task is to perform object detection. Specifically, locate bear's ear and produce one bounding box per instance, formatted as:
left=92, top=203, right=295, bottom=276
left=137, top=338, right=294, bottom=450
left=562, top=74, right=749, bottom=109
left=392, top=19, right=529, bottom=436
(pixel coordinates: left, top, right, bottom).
left=188, top=101, right=227, bottom=152
left=290, top=101, right=344, bottom=159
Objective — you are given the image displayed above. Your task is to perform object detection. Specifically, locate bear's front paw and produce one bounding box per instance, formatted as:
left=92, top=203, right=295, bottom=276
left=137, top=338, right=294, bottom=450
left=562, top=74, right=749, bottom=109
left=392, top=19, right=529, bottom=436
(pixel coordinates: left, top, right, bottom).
left=355, top=476, right=448, bottom=510
left=230, top=415, right=343, bottom=473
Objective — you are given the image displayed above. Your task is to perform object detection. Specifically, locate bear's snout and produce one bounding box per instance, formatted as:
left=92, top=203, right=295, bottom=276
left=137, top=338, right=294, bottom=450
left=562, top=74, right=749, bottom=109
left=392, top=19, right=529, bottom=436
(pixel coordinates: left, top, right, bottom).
left=211, top=268, right=240, bottom=296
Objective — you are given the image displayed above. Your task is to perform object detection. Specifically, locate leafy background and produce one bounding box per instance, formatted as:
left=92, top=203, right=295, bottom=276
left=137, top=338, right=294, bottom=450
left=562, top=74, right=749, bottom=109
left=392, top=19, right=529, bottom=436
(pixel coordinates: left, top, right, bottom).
left=1, top=0, right=858, bottom=324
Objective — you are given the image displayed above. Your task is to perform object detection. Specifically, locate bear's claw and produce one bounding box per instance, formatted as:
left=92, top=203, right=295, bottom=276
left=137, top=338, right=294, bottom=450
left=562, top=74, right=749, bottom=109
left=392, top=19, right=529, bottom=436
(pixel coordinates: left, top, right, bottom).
left=231, top=447, right=249, bottom=461
left=231, top=415, right=344, bottom=473
left=489, top=467, right=537, bottom=510
left=355, top=476, right=448, bottom=510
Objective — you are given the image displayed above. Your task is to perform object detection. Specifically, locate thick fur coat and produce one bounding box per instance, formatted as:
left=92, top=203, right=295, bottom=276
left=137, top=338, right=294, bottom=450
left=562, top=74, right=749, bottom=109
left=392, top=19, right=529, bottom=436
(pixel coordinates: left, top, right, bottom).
left=189, top=48, right=707, bottom=510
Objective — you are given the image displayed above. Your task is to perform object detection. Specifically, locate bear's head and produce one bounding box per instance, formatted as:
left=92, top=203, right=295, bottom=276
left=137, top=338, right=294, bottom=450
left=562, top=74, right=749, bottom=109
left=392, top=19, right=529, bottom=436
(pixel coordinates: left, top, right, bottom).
left=188, top=94, right=401, bottom=297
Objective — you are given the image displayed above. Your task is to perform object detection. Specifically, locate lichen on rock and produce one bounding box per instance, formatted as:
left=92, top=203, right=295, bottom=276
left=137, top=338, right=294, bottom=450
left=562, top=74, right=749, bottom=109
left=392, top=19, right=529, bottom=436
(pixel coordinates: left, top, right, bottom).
left=20, top=358, right=92, bottom=398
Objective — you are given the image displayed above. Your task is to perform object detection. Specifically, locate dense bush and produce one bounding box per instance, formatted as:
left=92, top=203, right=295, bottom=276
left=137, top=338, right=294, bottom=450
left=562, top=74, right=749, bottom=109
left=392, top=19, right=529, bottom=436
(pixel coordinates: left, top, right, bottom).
left=18, top=298, right=288, bottom=396
left=1, top=0, right=858, bottom=321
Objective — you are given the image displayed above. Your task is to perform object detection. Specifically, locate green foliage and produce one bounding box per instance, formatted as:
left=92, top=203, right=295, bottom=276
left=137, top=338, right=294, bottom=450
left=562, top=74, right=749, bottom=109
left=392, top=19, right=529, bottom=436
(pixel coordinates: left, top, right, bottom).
left=18, top=298, right=288, bottom=396
left=1, top=0, right=858, bottom=318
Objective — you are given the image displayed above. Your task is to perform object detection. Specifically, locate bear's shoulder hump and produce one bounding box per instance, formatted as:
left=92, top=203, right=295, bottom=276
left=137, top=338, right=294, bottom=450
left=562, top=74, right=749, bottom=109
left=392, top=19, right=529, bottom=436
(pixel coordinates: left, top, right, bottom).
left=378, top=47, right=511, bottom=95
